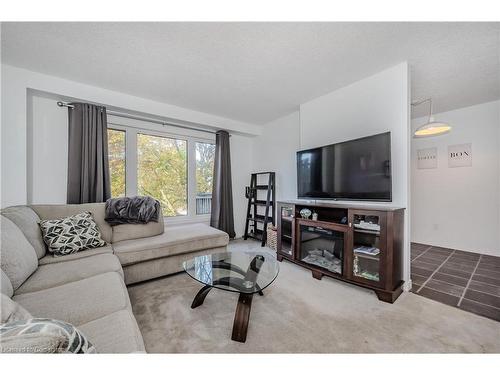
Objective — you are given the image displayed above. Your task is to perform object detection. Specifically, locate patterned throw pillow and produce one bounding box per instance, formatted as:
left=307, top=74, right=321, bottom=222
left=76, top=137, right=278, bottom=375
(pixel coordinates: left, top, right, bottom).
left=39, top=212, right=106, bottom=257
left=0, top=318, right=96, bottom=353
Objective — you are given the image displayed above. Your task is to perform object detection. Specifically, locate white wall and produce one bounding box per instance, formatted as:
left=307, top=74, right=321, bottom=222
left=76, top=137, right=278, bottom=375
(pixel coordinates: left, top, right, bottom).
left=1, top=64, right=261, bottom=208
left=300, top=63, right=410, bottom=209
left=252, top=111, right=300, bottom=202
left=411, top=100, right=500, bottom=256
left=230, top=135, right=254, bottom=237
left=29, top=95, right=68, bottom=204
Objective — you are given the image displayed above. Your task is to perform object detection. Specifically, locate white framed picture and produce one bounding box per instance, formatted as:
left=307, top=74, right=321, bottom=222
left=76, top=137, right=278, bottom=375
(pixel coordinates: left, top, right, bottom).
left=417, top=147, right=437, bottom=169
left=448, top=143, right=472, bottom=168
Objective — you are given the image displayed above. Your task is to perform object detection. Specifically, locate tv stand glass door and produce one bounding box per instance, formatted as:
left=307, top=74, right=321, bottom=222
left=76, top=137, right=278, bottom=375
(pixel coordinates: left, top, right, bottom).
left=348, top=210, right=386, bottom=287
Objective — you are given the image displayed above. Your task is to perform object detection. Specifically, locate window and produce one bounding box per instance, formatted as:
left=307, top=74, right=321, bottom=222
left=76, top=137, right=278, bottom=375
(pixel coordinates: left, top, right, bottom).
left=137, top=133, right=187, bottom=217
left=195, top=142, right=216, bottom=214
left=107, top=129, right=126, bottom=197
left=107, top=123, right=215, bottom=220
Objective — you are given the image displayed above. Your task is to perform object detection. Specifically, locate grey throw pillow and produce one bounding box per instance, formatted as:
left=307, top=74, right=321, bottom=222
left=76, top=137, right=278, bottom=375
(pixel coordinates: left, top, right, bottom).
left=39, top=212, right=106, bottom=257
left=0, top=318, right=96, bottom=353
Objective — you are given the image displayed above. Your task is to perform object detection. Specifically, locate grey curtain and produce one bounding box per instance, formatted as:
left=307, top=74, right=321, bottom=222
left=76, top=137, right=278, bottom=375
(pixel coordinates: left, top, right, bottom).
left=210, top=130, right=236, bottom=239
left=67, top=103, right=111, bottom=204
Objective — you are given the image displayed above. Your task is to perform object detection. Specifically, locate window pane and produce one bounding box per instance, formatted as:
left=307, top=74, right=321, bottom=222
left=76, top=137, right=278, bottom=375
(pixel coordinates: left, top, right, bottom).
left=107, top=129, right=126, bottom=197
left=195, top=142, right=215, bottom=214
left=137, top=133, right=187, bottom=216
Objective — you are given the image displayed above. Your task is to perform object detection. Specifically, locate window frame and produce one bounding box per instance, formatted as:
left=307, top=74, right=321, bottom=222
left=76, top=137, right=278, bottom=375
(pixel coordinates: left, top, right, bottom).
left=194, top=141, right=216, bottom=215
left=106, top=128, right=127, bottom=198
left=107, top=122, right=215, bottom=224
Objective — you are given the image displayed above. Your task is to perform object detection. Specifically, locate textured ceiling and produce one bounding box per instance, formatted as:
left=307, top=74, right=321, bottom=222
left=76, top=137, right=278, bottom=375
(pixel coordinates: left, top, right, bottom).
left=2, top=22, right=499, bottom=124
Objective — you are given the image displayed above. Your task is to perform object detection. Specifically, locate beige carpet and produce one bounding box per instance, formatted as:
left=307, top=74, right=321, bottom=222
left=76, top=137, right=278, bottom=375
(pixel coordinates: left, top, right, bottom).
left=128, top=239, right=500, bottom=353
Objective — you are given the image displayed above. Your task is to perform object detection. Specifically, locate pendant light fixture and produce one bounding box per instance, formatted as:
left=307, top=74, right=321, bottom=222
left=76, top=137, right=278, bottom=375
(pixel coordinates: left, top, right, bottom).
left=411, top=98, right=452, bottom=138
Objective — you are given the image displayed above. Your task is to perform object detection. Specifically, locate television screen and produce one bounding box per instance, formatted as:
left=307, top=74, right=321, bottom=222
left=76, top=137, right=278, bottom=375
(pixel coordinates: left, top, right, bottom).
left=297, top=132, right=391, bottom=201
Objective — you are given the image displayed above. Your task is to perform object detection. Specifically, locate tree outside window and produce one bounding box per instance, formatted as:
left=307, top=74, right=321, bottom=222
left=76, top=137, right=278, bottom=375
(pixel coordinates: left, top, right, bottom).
left=107, top=129, right=126, bottom=197
left=195, top=142, right=215, bottom=214
left=137, top=133, right=187, bottom=217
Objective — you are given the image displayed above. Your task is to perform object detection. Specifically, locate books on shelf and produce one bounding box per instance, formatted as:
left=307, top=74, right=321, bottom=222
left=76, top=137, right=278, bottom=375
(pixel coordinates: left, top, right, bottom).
left=353, top=246, right=380, bottom=256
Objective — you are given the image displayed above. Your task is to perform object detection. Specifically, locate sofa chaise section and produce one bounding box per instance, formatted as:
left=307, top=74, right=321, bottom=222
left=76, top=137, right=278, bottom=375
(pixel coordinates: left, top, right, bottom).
left=113, top=223, right=229, bottom=284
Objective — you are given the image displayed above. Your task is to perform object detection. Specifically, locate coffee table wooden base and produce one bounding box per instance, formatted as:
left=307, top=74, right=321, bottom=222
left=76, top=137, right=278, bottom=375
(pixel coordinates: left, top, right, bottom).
left=188, top=254, right=269, bottom=343
left=191, top=285, right=213, bottom=309
left=191, top=286, right=256, bottom=343
left=231, top=293, right=253, bottom=342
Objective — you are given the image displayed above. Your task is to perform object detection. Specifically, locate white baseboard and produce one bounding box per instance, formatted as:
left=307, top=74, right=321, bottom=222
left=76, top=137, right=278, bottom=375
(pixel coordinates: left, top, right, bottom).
left=402, top=279, right=413, bottom=292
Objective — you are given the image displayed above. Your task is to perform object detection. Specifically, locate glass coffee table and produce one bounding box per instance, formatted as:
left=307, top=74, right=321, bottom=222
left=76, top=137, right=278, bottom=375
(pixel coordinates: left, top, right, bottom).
left=183, top=251, right=279, bottom=343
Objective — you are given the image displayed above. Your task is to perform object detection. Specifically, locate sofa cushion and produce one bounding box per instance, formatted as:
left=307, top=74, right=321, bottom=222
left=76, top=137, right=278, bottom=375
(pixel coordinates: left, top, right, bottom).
left=1, top=269, right=13, bottom=298
left=111, top=212, right=164, bottom=243
left=78, top=309, right=145, bottom=353
left=1, top=294, right=33, bottom=324
left=13, top=272, right=130, bottom=326
left=113, top=223, right=229, bottom=266
left=39, top=212, right=106, bottom=257
left=31, top=203, right=112, bottom=243
left=16, top=254, right=123, bottom=294
left=0, top=318, right=96, bottom=354
left=38, top=245, right=113, bottom=265
left=0, top=216, right=38, bottom=290
left=1, top=206, right=46, bottom=259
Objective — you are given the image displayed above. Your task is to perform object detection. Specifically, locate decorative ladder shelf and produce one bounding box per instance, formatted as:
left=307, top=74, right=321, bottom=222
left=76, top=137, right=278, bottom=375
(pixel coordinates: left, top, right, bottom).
left=244, top=172, right=276, bottom=246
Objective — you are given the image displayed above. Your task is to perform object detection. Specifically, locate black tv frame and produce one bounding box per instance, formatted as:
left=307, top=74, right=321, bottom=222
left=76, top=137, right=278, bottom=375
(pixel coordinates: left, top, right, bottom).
left=296, top=131, right=392, bottom=202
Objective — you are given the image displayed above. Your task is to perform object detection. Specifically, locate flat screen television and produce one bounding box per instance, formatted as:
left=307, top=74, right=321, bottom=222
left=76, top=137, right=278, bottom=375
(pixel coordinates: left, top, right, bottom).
left=297, top=132, right=392, bottom=201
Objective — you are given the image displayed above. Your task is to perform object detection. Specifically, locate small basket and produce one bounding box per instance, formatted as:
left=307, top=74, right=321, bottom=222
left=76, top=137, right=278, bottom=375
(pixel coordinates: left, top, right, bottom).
left=266, top=224, right=277, bottom=251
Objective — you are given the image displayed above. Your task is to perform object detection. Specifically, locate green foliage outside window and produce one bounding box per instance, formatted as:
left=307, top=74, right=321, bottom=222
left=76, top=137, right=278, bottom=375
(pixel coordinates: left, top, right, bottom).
left=137, top=134, right=187, bottom=216
left=108, top=129, right=126, bottom=198
left=107, top=129, right=215, bottom=217
left=196, top=142, right=215, bottom=195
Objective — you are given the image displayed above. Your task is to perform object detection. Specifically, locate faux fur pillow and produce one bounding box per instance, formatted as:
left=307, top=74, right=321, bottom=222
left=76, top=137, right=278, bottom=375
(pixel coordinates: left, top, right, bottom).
left=39, top=212, right=106, bottom=257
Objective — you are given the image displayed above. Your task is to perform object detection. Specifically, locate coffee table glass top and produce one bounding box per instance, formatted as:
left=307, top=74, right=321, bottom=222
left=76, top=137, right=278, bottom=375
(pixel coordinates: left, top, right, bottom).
left=183, top=251, right=279, bottom=294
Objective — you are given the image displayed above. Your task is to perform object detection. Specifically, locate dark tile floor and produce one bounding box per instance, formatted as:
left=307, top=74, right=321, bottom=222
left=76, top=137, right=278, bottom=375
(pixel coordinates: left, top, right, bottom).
left=411, top=242, right=500, bottom=322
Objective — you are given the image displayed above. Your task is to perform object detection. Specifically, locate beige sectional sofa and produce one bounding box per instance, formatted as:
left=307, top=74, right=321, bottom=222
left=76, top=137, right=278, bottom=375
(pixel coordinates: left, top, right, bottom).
left=0, top=203, right=229, bottom=353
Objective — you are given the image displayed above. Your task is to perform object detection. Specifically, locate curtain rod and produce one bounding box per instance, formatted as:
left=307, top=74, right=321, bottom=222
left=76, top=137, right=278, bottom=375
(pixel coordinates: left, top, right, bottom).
left=56, top=101, right=221, bottom=136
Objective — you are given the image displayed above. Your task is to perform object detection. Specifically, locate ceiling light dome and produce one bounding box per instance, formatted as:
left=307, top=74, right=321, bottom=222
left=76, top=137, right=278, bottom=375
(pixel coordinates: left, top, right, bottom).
left=414, top=116, right=452, bottom=137
left=411, top=99, right=452, bottom=138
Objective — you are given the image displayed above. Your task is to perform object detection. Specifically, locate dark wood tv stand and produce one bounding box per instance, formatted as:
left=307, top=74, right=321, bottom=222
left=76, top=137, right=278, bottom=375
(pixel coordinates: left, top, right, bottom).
left=276, top=200, right=405, bottom=303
